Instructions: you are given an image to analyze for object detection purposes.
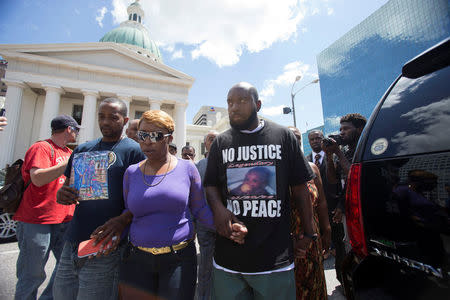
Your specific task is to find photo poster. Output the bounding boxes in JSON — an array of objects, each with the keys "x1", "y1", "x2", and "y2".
[
  {"x1": 227, "y1": 164, "x2": 277, "y2": 199},
  {"x1": 69, "y1": 151, "x2": 110, "y2": 200}
]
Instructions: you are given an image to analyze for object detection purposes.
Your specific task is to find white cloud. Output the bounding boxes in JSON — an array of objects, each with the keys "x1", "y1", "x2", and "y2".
[
  {"x1": 171, "y1": 49, "x2": 184, "y2": 60},
  {"x1": 260, "y1": 60, "x2": 311, "y2": 102},
  {"x1": 96, "y1": 6, "x2": 108, "y2": 28},
  {"x1": 327, "y1": 7, "x2": 334, "y2": 15},
  {"x1": 111, "y1": 0, "x2": 128, "y2": 24},
  {"x1": 261, "y1": 105, "x2": 286, "y2": 117},
  {"x1": 109, "y1": 0, "x2": 335, "y2": 67}
]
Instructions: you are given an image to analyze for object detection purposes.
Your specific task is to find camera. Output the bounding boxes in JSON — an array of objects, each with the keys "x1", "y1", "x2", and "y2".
[{"x1": 323, "y1": 134, "x2": 344, "y2": 146}]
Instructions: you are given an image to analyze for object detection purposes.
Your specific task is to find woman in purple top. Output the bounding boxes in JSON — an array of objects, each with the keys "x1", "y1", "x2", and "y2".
[{"x1": 91, "y1": 110, "x2": 214, "y2": 299}]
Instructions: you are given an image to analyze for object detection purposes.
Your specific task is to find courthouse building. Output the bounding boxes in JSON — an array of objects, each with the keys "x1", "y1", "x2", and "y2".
[{"x1": 0, "y1": 0, "x2": 194, "y2": 168}]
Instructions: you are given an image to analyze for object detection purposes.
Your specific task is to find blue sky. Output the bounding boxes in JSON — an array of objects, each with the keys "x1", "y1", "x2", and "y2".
[{"x1": 0, "y1": 0, "x2": 388, "y2": 132}]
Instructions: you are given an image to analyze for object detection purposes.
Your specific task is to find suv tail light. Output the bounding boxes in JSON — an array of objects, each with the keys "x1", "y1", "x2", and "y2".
[{"x1": 345, "y1": 163, "x2": 368, "y2": 258}]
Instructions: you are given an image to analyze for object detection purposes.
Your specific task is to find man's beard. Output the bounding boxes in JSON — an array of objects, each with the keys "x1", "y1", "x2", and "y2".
[
  {"x1": 230, "y1": 109, "x2": 258, "y2": 131},
  {"x1": 344, "y1": 132, "x2": 358, "y2": 147}
]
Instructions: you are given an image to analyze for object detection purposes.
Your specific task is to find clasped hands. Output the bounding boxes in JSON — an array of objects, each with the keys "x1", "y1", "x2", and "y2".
[{"x1": 214, "y1": 206, "x2": 248, "y2": 244}]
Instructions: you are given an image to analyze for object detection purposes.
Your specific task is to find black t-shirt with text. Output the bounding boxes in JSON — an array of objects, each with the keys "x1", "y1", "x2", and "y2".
[{"x1": 204, "y1": 120, "x2": 314, "y2": 273}]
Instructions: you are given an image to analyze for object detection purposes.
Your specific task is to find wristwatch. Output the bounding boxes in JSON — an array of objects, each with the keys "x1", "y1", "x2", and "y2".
[{"x1": 303, "y1": 232, "x2": 318, "y2": 241}]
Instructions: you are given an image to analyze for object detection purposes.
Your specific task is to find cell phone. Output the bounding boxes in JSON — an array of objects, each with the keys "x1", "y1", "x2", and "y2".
[
  {"x1": 0, "y1": 108, "x2": 5, "y2": 117},
  {"x1": 77, "y1": 236, "x2": 116, "y2": 258},
  {"x1": 328, "y1": 134, "x2": 344, "y2": 145}
]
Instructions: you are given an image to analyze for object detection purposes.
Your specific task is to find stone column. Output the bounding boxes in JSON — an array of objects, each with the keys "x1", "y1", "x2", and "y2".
[
  {"x1": 149, "y1": 100, "x2": 161, "y2": 111},
  {"x1": 174, "y1": 102, "x2": 187, "y2": 149},
  {"x1": 79, "y1": 90, "x2": 98, "y2": 144},
  {"x1": 39, "y1": 85, "x2": 63, "y2": 140},
  {"x1": 0, "y1": 80, "x2": 26, "y2": 168}
]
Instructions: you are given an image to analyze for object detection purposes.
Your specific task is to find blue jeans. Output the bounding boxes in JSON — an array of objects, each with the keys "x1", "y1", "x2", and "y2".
[
  {"x1": 52, "y1": 241, "x2": 121, "y2": 300},
  {"x1": 119, "y1": 241, "x2": 197, "y2": 300},
  {"x1": 15, "y1": 221, "x2": 68, "y2": 300},
  {"x1": 196, "y1": 224, "x2": 216, "y2": 300}
]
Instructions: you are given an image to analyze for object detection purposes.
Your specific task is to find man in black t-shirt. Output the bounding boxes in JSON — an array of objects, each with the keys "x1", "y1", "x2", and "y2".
[{"x1": 204, "y1": 82, "x2": 316, "y2": 300}]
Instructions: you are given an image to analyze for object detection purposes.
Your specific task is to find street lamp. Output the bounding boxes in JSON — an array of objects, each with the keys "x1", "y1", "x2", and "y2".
[{"x1": 290, "y1": 77, "x2": 320, "y2": 128}]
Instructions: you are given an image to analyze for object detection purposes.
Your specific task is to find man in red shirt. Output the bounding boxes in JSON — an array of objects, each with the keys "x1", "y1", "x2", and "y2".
[{"x1": 14, "y1": 115, "x2": 79, "y2": 300}]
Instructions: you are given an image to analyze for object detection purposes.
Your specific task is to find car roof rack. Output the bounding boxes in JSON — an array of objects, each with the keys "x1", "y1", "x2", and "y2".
[{"x1": 402, "y1": 37, "x2": 450, "y2": 79}]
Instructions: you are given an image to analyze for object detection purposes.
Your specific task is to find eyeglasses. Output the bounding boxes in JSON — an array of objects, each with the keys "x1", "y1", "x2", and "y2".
[{"x1": 137, "y1": 131, "x2": 171, "y2": 142}]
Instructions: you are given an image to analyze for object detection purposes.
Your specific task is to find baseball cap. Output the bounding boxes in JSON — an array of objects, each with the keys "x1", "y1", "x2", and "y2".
[{"x1": 51, "y1": 115, "x2": 80, "y2": 130}]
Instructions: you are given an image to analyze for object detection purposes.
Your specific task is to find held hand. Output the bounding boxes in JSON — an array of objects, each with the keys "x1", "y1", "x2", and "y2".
[
  {"x1": 332, "y1": 208, "x2": 343, "y2": 223},
  {"x1": 230, "y1": 222, "x2": 248, "y2": 244},
  {"x1": 213, "y1": 205, "x2": 235, "y2": 238},
  {"x1": 89, "y1": 216, "x2": 129, "y2": 257},
  {"x1": 56, "y1": 185, "x2": 80, "y2": 205}
]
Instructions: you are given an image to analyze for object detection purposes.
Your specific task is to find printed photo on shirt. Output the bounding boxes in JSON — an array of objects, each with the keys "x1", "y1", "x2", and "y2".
[
  {"x1": 70, "y1": 151, "x2": 110, "y2": 200},
  {"x1": 227, "y1": 165, "x2": 276, "y2": 197}
]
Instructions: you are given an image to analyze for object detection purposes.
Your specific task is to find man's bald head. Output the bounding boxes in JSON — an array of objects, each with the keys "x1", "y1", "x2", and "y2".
[{"x1": 228, "y1": 82, "x2": 259, "y2": 104}]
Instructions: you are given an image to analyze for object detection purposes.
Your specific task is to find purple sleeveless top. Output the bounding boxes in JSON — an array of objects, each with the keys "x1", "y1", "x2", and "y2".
[{"x1": 123, "y1": 158, "x2": 214, "y2": 247}]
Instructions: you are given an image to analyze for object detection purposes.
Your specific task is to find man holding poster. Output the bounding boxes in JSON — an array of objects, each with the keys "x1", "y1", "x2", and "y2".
[{"x1": 54, "y1": 98, "x2": 145, "y2": 300}]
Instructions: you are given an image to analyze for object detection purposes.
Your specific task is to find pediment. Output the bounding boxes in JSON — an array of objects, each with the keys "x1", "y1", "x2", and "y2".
[
  {"x1": 0, "y1": 43, "x2": 193, "y2": 83},
  {"x1": 32, "y1": 49, "x2": 175, "y2": 78}
]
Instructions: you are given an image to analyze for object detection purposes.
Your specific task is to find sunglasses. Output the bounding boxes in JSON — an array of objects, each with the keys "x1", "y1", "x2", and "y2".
[
  {"x1": 137, "y1": 131, "x2": 171, "y2": 142},
  {"x1": 70, "y1": 126, "x2": 80, "y2": 135}
]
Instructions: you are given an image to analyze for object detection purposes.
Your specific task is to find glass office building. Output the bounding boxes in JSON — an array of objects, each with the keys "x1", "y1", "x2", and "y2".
[{"x1": 317, "y1": 0, "x2": 450, "y2": 135}]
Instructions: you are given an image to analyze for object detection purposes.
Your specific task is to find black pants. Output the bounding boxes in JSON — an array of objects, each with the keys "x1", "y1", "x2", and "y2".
[{"x1": 119, "y1": 241, "x2": 197, "y2": 300}]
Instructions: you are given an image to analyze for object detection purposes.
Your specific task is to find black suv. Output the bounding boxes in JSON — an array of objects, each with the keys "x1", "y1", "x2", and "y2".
[{"x1": 342, "y1": 38, "x2": 450, "y2": 299}]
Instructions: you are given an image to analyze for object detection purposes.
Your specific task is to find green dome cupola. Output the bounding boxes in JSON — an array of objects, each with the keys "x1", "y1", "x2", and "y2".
[{"x1": 100, "y1": 0, "x2": 162, "y2": 62}]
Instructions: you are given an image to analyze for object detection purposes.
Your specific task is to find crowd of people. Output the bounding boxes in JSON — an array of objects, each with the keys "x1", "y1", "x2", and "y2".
[{"x1": 1, "y1": 81, "x2": 367, "y2": 300}]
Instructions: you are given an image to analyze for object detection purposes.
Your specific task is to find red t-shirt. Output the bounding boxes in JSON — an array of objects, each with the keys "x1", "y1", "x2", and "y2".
[{"x1": 13, "y1": 139, "x2": 75, "y2": 224}]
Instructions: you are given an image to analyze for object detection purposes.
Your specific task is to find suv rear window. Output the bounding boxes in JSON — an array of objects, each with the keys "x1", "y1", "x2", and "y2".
[{"x1": 363, "y1": 65, "x2": 450, "y2": 160}]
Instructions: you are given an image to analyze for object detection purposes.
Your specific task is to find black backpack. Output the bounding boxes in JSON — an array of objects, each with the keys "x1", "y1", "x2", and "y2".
[{"x1": 0, "y1": 141, "x2": 54, "y2": 213}]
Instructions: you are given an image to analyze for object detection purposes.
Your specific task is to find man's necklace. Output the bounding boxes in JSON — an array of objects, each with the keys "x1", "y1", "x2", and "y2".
[{"x1": 142, "y1": 156, "x2": 172, "y2": 187}]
